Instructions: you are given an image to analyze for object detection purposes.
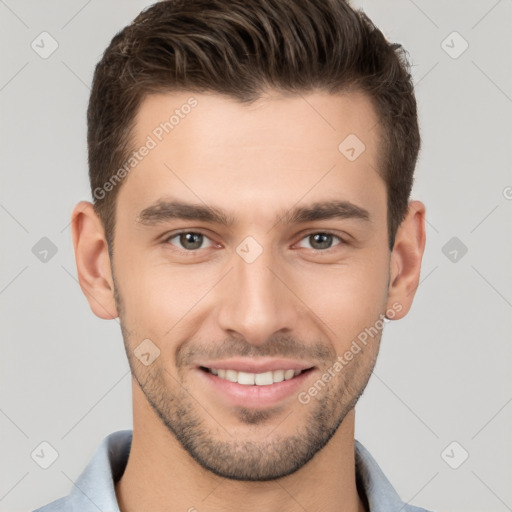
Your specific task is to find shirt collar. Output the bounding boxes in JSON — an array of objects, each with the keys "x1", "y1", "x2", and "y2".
[{"x1": 35, "y1": 430, "x2": 430, "y2": 512}]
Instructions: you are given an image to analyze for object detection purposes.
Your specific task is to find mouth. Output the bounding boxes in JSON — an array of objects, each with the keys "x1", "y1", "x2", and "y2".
[
  {"x1": 199, "y1": 366, "x2": 313, "y2": 386},
  {"x1": 196, "y1": 361, "x2": 316, "y2": 408}
]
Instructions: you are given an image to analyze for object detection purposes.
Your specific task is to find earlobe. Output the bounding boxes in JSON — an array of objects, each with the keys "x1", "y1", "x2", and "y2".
[
  {"x1": 386, "y1": 200, "x2": 426, "y2": 320},
  {"x1": 71, "y1": 201, "x2": 119, "y2": 320}
]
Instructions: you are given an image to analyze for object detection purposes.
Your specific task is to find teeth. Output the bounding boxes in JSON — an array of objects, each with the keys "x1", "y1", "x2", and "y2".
[
  {"x1": 225, "y1": 369, "x2": 238, "y2": 382},
  {"x1": 237, "y1": 371, "x2": 255, "y2": 385},
  {"x1": 284, "y1": 369, "x2": 295, "y2": 380},
  {"x1": 208, "y1": 368, "x2": 304, "y2": 385},
  {"x1": 255, "y1": 371, "x2": 273, "y2": 385},
  {"x1": 273, "y1": 370, "x2": 284, "y2": 383}
]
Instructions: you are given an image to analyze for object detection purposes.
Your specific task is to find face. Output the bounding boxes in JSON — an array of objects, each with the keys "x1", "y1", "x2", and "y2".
[{"x1": 109, "y1": 90, "x2": 392, "y2": 480}]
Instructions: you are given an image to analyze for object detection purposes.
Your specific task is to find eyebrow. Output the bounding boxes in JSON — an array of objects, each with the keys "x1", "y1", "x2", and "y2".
[{"x1": 136, "y1": 198, "x2": 371, "y2": 228}]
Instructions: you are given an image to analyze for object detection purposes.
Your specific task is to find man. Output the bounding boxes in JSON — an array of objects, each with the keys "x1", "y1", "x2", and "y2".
[{"x1": 34, "y1": 0, "x2": 429, "y2": 510}]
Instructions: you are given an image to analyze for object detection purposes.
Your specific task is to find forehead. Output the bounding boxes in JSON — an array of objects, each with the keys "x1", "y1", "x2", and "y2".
[
  {"x1": 134, "y1": 89, "x2": 380, "y2": 152},
  {"x1": 117, "y1": 90, "x2": 385, "y2": 226}
]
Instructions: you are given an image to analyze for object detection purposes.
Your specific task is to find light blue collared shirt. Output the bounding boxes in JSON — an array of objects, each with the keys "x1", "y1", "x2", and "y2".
[{"x1": 33, "y1": 430, "x2": 433, "y2": 512}]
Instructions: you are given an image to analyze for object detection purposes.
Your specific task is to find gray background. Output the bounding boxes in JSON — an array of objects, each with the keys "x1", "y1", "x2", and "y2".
[{"x1": 1, "y1": 1, "x2": 511, "y2": 511}]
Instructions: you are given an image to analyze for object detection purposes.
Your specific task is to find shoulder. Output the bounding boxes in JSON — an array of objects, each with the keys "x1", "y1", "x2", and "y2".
[
  {"x1": 31, "y1": 430, "x2": 132, "y2": 512},
  {"x1": 354, "y1": 440, "x2": 435, "y2": 512},
  {"x1": 399, "y1": 504, "x2": 434, "y2": 512}
]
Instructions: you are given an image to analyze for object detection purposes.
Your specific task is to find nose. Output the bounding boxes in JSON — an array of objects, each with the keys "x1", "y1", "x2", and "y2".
[{"x1": 216, "y1": 240, "x2": 301, "y2": 346}]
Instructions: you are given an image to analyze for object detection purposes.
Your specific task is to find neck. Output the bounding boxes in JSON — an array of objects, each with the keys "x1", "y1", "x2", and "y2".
[{"x1": 115, "y1": 382, "x2": 366, "y2": 512}]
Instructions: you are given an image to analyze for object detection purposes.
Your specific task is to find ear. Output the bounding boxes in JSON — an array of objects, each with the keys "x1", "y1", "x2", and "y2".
[
  {"x1": 71, "y1": 201, "x2": 119, "y2": 319},
  {"x1": 386, "y1": 200, "x2": 426, "y2": 319}
]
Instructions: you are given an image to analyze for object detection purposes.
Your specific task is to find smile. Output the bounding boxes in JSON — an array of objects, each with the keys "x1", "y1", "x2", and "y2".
[{"x1": 202, "y1": 367, "x2": 308, "y2": 386}]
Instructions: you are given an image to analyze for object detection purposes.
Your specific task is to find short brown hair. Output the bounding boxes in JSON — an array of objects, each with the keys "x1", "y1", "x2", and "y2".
[{"x1": 87, "y1": 0, "x2": 420, "y2": 256}]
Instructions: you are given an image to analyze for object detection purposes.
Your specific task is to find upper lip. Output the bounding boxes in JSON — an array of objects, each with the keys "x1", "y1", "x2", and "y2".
[{"x1": 197, "y1": 358, "x2": 315, "y2": 373}]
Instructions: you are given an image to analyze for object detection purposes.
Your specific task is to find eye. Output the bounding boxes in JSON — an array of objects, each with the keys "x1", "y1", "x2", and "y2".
[
  {"x1": 165, "y1": 231, "x2": 215, "y2": 251},
  {"x1": 163, "y1": 230, "x2": 346, "y2": 253},
  {"x1": 296, "y1": 232, "x2": 345, "y2": 251}
]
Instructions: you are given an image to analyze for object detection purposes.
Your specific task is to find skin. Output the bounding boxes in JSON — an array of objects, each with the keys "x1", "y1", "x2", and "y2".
[{"x1": 71, "y1": 90, "x2": 426, "y2": 512}]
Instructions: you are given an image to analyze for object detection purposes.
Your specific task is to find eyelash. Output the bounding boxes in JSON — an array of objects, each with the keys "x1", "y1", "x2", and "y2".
[{"x1": 163, "y1": 230, "x2": 347, "y2": 254}]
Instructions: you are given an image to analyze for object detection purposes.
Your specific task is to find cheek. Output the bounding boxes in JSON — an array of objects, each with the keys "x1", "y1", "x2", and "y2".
[
  {"x1": 117, "y1": 256, "x2": 217, "y2": 341},
  {"x1": 293, "y1": 254, "x2": 389, "y2": 343}
]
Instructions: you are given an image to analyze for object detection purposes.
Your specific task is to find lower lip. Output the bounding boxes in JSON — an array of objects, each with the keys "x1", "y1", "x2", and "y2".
[{"x1": 197, "y1": 368, "x2": 315, "y2": 408}]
